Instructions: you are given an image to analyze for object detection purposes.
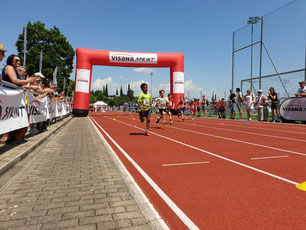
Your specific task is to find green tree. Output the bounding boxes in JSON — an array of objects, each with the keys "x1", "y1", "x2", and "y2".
[
  {"x1": 127, "y1": 84, "x2": 134, "y2": 100},
  {"x1": 102, "y1": 85, "x2": 106, "y2": 96},
  {"x1": 116, "y1": 88, "x2": 118, "y2": 96},
  {"x1": 105, "y1": 84, "x2": 109, "y2": 97},
  {"x1": 16, "y1": 21, "x2": 75, "y2": 93},
  {"x1": 120, "y1": 86, "x2": 123, "y2": 96}
]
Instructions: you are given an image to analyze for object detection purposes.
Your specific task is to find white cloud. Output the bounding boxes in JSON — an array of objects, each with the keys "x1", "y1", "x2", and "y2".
[
  {"x1": 184, "y1": 79, "x2": 204, "y2": 93},
  {"x1": 91, "y1": 77, "x2": 118, "y2": 94},
  {"x1": 134, "y1": 68, "x2": 156, "y2": 75},
  {"x1": 159, "y1": 83, "x2": 170, "y2": 88}
]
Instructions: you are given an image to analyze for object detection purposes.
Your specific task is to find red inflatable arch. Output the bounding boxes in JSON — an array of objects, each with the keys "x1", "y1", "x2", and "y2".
[{"x1": 72, "y1": 48, "x2": 184, "y2": 117}]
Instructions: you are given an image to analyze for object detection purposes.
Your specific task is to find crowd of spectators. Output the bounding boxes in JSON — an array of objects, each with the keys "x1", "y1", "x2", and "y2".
[{"x1": 0, "y1": 43, "x2": 72, "y2": 145}]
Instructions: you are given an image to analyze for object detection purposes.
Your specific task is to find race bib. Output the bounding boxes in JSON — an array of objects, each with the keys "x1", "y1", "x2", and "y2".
[
  {"x1": 168, "y1": 102, "x2": 172, "y2": 106},
  {"x1": 191, "y1": 105, "x2": 194, "y2": 109},
  {"x1": 160, "y1": 99, "x2": 166, "y2": 104},
  {"x1": 143, "y1": 99, "x2": 150, "y2": 106}
]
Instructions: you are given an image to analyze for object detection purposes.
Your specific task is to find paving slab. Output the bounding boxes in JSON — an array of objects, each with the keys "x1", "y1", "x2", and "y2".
[{"x1": 0, "y1": 117, "x2": 166, "y2": 230}]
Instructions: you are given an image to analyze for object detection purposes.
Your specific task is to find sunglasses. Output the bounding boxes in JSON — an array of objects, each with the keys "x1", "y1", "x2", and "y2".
[{"x1": 14, "y1": 59, "x2": 21, "y2": 63}]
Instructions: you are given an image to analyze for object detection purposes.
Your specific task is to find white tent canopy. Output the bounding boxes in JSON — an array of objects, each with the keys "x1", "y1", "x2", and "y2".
[{"x1": 93, "y1": 101, "x2": 107, "y2": 106}]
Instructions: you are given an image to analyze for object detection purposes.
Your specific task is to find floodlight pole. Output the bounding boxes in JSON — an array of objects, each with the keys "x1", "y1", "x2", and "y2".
[
  {"x1": 259, "y1": 16, "x2": 264, "y2": 89},
  {"x1": 231, "y1": 32, "x2": 235, "y2": 90}
]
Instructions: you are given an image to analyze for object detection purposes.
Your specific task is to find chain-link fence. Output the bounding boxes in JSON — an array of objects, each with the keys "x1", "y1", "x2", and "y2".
[{"x1": 232, "y1": 0, "x2": 306, "y2": 97}]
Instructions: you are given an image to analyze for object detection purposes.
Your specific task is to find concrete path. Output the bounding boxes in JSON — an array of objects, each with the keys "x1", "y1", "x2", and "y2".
[{"x1": 0, "y1": 117, "x2": 157, "y2": 230}]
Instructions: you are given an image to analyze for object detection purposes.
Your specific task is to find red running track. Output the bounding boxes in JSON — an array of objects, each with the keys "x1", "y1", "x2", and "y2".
[{"x1": 89, "y1": 112, "x2": 306, "y2": 230}]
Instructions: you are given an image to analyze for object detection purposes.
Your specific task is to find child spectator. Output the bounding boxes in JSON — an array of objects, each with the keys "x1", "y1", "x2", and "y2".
[{"x1": 263, "y1": 100, "x2": 269, "y2": 122}]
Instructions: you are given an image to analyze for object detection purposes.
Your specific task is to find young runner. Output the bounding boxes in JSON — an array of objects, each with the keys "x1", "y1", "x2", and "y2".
[
  {"x1": 167, "y1": 93, "x2": 175, "y2": 124},
  {"x1": 138, "y1": 83, "x2": 152, "y2": 136},
  {"x1": 189, "y1": 99, "x2": 196, "y2": 120},
  {"x1": 196, "y1": 99, "x2": 201, "y2": 117},
  {"x1": 154, "y1": 90, "x2": 169, "y2": 125},
  {"x1": 218, "y1": 98, "x2": 226, "y2": 119},
  {"x1": 177, "y1": 96, "x2": 186, "y2": 121}
]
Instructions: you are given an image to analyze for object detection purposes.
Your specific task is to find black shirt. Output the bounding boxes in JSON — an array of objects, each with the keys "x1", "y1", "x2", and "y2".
[{"x1": 229, "y1": 93, "x2": 236, "y2": 103}]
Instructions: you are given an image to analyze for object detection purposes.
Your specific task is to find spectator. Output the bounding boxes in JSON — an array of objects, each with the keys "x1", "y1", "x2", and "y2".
[
  {"x1": 2, "y1": 54, "x2": 37, "y2": 86},
  {"x1": 218, "y1": 98, "x2": 226, "y2": 119},
  {"x1": 295, "y1": 81, "x2": 306, "y2": 97},
  {"x1": 0, "y1": 43, "x2": 7, "y2": 80},
  {"x1": 236, "y1": 88, "x2": 244, "y2": 119},
  {"x1": 16, "y1": 67, "x2": 40, "y2": 91},
  {"x1": 0, "y1": 43, "x2": 7, "y2": 63},
  {"x1": 267, "y1": 87, "x2": 280, "y2": 122},
  {"x1": 244, "y1": 89, "x2": 254, "y2": 121},
  {"x1": 201, "y1": 95, "x2": 208, "y2": 117},
  {"x1": 229, "y1": 89, "x2": 236, "y2": 119},
  {"x1": 254, "y1": 89, "x2": 266, "y2": 121},
  {"x1": 213, "y1": 99, "x2": 218, "y2": 116}
]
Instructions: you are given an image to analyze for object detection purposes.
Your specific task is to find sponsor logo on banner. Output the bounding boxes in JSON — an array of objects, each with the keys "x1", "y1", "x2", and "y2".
[
  {"x1": 109, "y1": 52, "x2": 158, "y2": 64},
  {"x1": 173, "y1": 72, "x2": 184, "y2": 94},
  {"x1": 27, "y1": 92, "x2": 49, "y2": 123},
  {"x1": 0, "y1": 87, "x2": 28, "y2": 135},
  {"x1": 75, "y1": 69, "x2": 90, "y2": 93},
  {"x1": 280, "y1": 97, "x2": 306, "y2": 121}
]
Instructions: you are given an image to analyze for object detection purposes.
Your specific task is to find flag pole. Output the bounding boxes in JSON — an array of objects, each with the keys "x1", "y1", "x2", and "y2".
[
  {"x1": 39, "y1": 50, "x2": 43, "y2": 73},
  {"x1": 23, "y1": 26, "x2": 27, "y2": 67}
]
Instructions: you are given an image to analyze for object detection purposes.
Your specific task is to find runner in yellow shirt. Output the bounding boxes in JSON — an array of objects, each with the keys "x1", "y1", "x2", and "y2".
[{"x1": 138, "y1": 83, "x2": 152, "y2": 136}]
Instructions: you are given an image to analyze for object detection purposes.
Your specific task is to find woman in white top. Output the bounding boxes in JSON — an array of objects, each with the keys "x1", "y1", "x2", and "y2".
[{"x1": 244, "y1": 89, "x2": 254, "y2": 121}]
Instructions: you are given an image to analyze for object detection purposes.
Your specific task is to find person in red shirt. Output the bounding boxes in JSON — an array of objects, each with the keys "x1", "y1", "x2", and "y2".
[
  {"x1": 196, "y1": 99, "x2": 201, "y2": 117},
  {"x1": 167, "y1": 93, "x2": 175, "y2": 124},
  {"x1": 177, "y1": 96, "x2": 186, "y2": 121},
  {"x1": 218, "y1": 98, "x2": 226, "y2": 119},
  {"x1": 189, "y1": 99, "x2": 196, "y2": 120}
]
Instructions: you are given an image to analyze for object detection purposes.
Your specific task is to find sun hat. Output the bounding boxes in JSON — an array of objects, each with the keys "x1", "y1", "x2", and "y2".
[
  {"x1": 0, "y1": 43, "x2": 7, "y2": 52},
  {"x1": 299, "y1": 80, "x2": 306, "y2": 84},
  {"x1": 34, "y1": 72, "x2": 45, "y2": 78},
  {"x1": 257, "y1": 89, "x2": 263, "y2": 93}
]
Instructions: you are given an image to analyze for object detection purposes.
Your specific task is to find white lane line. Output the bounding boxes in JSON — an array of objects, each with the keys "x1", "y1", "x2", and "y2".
[
  {"x1": 106, "y1": 116, "x2": 299, "y2": 186},
  {"x1": 153, "y1": 121, "x2": 306, "y2": 157},
  {"x1": 197, "y1": 120, "x2": 306, "y2": 135},
  {"x1": 162, "y1": 161, "x2": 210, "y2": 167},
  {"x1": 89, "y1": 116, "x2": 199, "y2": 230},
  {"x1": 88, "y1": 117, "x2": 169, "y2": 230},
  {"x1": 251, "y1": 155, "x2": 289, "y2": 160},
  {"x1": 176, "y1": 120, "x2": 306, "y2": 143}
]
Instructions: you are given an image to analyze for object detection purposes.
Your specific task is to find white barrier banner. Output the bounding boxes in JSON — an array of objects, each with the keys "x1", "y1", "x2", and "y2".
[
  {"x1": 47, "y1": 100, "x2": 56, "y2": 119},
  {"x1": 27, "y1": 92, "x2": 49, "y2": 124},
  {"x1": 280, "y1": 97, "x2": 306, "y2": 121},
  {"x1": 0, "y1": 87, "x2": 29, "y2": 135}
]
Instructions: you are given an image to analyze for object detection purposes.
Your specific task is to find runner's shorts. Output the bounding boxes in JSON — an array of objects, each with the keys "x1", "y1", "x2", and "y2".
[{"x1": 139, "y1": 110, "x2": 151, "y2": 122}]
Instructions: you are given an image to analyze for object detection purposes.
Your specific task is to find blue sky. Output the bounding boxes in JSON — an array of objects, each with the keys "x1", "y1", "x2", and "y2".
[{"x1": 1, "y1": 0, "x2": 292, "y2": 98}]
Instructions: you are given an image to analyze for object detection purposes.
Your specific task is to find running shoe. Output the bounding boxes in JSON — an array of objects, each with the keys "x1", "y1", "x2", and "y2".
[
  {"x1": 145, "y1": 132, "x2": 151, "y2": 136},
  {"x1": 170, "y1": 121, "x2": 173, "y2": 125},
  {"x1": 163, "y1": 121, "x2": 166, "y2": 125},
  {"x1": 156, "y1": 117, "x2": 160, "y2": 124}
]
